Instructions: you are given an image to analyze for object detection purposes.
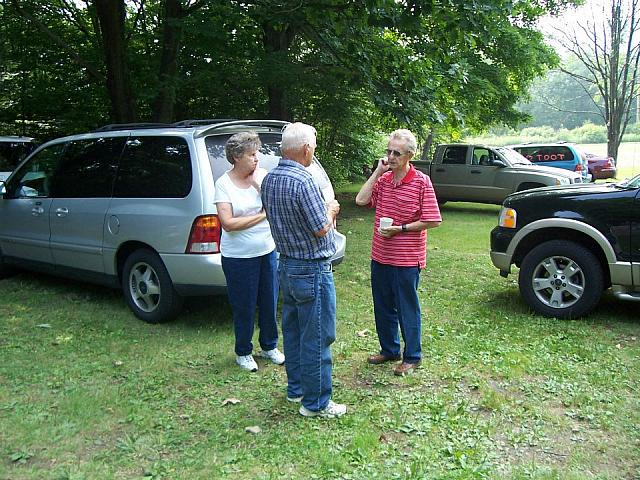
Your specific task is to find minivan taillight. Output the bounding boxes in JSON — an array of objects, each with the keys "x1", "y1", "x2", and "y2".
[{"x1": 186, "y1": 215, "x2": 221, "y2": 254}]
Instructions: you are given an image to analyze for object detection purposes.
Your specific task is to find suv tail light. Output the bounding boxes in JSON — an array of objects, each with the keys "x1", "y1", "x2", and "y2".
[
  {"x1": 575, "y1": 163, "x2": 583, "y2": 172},
  {"x1": 186, "y1": 215, "x2": 221, "y2": 254},
  {"x1": 605, "y1": 158, "x2": 614, "y2": 168}
]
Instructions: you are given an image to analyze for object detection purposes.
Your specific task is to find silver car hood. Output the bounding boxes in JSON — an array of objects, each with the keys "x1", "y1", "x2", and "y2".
[{"x1": 509, "y1": 163, "x2": 580, "y2": 180}]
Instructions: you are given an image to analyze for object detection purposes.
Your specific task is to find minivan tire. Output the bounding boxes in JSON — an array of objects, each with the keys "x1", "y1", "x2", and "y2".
[
  {"x1": 122, "y1": 249, "x2": 184, "y2": 323},
  {"x1": 518, "y1": 240, "x2": 603, "y2": 319}
]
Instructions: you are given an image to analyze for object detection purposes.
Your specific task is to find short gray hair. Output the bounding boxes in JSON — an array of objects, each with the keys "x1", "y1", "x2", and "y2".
[
  {"x1": 281, "y1": 122, "x2": 317, "y2": 153},
  {"x1": 389, "y1": 129, "x2": 417, "y2": 154},
  {"x1": 225, "y1": 131, "x2": 261, "y2": 164}
]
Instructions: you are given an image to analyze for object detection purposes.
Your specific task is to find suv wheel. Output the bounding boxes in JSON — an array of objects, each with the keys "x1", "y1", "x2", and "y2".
[
  {"x1": 122, "y1": 249, "x2": 183, "y2": 323},
  {"x1": 518, "y1": 240, "x2": 603, "y2": 319}
]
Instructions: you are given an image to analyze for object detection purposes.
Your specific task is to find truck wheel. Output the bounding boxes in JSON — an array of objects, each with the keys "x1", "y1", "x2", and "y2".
[
  {"x1": 122, "y1": 249, "x2": 183, "y2": 323},
  {"x1": 518, "y1": 240, "x2": 603, "y2": 319}
]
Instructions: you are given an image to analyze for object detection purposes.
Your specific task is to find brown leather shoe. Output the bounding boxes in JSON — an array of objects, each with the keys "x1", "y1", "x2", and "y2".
[
  {"x1": 393, "y1": 361, "x2": 421, "y2": 376},
  {"x1": 367, "y1": 353, "x2": 401, "y2": 365}
]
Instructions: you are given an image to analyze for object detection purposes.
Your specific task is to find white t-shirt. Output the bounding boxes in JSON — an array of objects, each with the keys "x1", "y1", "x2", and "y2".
[{"x1": 213, "y1": 168, "x2": 276, "y2": 258}]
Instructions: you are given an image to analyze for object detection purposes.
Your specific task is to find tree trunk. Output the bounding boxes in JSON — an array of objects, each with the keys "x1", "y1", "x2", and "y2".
[
  {"x1": 421, "y1": 129, "x2": 434, "y2": 161},
  {"x1": 151, "y1": 0, "x2": 184, "y2": 123},
  {"x1": 94, "y1": 0, "x2": 136, "y2": 123},
  {"x1": 263, "y1": 23, "x2": 296, "y2": 121}
]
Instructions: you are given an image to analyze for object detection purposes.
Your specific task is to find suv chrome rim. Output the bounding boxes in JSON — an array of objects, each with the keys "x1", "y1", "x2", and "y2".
[
  {"x1": 128, "y1": 261, "x2": 161, "y2": 312},
  {"x1": 531, "y1": 255, "x2": 584, "y2": 309}
]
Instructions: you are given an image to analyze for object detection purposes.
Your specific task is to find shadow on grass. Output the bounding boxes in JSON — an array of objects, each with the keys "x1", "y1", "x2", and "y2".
[
  {"x1": 438, "y1": 202, "x2": 501, "y2": 217},
  {"x1": 3, "y1": 269, "x2": 233, "y2": 329},
  {"x1": 485, "y1": 285, "x2": 640, "y2": 326}
]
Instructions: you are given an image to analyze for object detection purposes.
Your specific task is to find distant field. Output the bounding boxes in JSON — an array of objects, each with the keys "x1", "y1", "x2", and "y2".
[{"x1": 574, "y1": 143, "x2": 639, "y2": 179}]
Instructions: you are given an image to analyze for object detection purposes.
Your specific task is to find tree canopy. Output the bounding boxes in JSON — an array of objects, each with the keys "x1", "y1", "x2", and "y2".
[{"x1": 0, "y1": 0, "x2": 575, "y2": 180}]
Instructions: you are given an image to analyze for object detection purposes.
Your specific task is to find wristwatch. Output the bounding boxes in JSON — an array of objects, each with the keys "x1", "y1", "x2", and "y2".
[{"x1": 401, "y1": 224, "x2": 408, "y2": 232}]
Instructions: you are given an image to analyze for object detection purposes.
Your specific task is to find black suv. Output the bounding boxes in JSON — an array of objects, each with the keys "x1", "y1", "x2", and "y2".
[{"x1": 490, "y1": 175, "x2": 640, "y2": 318}]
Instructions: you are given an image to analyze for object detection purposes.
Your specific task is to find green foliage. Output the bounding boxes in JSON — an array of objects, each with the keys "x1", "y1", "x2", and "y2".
[
  {"x1": 0, "y1": 0, "x2": 576, "y2": 177},
  {"x1": 464, "y1": 123, "x2": 640, "y2": 145}
]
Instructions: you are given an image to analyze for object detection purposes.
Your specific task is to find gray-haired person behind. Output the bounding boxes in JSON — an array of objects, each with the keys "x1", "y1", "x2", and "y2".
[
  {"x1": 214, "y1": 131, "x2": 285, "y2": 372},
  {"x1": 261, "y1": 122, "x2": 346, "y2": 418}
]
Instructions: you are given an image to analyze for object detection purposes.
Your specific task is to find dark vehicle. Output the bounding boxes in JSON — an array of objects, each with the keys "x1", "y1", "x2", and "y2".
[
  {"x1": 0, "y1": 136, "x2": 37, "y2": 181},
  {"x1": 490, "y1": 176, "x2": 640, "y2": 318},
  {"x1": 585, "y1": 152, "x2": 617, "y2": 181}
]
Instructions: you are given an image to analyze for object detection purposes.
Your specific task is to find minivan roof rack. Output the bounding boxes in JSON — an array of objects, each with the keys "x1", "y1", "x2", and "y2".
[
  {"x1": 195, "y1": 120, "x2": 289, "y2": 138},
  {"x1": 93, "y1": 123, "x2": 172, "y2": 132},
  {"x1": 171, "y1": 119, "x2": 236, "y2": 127}
]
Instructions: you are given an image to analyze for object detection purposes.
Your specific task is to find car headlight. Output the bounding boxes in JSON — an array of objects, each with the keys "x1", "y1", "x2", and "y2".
[{"x1": 498, "y1": 207, "x2": 517, "y2": 228}]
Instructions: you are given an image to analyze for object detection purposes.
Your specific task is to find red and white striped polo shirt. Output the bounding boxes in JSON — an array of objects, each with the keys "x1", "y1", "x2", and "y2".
[{"x1": 369, "y1": 165, "x2": 441, "y2": 268}]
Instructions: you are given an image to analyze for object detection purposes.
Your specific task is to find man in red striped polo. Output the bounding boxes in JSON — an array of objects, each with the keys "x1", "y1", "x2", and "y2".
[{"x1": 355, "y1": 129, "x2": 442, "y2": 376}]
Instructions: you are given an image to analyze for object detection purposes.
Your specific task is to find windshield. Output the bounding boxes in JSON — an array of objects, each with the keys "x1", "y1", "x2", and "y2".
[
  {"x1": 497, "y1": 147, "x2": 531, "y2": 165},
  {"x1": 618, "y1": 174, "x2": 640, "y2": 188}
]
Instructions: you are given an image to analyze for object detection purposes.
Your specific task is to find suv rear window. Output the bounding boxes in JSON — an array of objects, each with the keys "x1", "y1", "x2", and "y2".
[{"x1": 515, "y1": 146, "x2": 575, "y2": 163}]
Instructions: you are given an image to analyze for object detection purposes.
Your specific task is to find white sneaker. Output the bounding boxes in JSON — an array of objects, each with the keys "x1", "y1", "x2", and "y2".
[
  {"x1": 236, "y1": 355, "x2": 258, "y2": 372},
  {"x1": 260, "y1": 348, "x2": 285, "y2": 365},
  {"x1": 299, "y1": 400, "x2": 347, "y2": 418},
  {"x1": 287, "y1": 396, "x2": 303, "y2": 403}
]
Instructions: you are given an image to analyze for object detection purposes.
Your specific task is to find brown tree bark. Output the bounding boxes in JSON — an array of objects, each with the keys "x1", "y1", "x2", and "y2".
[
  {"x1": 263, "y1": 23, "x2": 296, "y2": 121},
  {"x1": 94, "y1": 0, "x2": 137, "y2": 123},
  {"x1": 151, "y1": 0, "x2": 184, "y2": 123}
]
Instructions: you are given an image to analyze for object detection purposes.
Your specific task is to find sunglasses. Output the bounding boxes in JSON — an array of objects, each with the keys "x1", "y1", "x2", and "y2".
[{"x1": 386, "y1": 149, "x2": 407, "y2": 157}]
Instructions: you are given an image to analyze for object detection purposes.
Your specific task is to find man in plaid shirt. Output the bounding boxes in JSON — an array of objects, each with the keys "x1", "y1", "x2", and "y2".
[{"x1": 261, "y1": 122, "x2": 346, "y2": 419}]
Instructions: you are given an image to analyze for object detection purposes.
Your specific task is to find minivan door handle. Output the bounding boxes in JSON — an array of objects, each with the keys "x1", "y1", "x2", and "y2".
[
  {"x1": 55, "y1": 207, "x2": 69, "y2": 217},
  {"x1": 31, "y1": 206, "x2": 44, "y2": 216}
]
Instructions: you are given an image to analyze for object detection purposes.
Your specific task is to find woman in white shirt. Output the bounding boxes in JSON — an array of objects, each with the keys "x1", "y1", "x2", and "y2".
[{"x1": 214, "y1": 132, "x2": 283, "y2": 372}]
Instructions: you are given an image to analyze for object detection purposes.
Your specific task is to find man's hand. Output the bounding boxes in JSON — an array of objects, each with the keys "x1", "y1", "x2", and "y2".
[
  {"x1": 378, "y1": 225, "x2": 401, "y2": 238},
  {"x1": 375, "y1": 157, "x2": 390, "y2": 174},
  {"x1": 327, "y1": 199, "x2": 340, "y2": 217}
]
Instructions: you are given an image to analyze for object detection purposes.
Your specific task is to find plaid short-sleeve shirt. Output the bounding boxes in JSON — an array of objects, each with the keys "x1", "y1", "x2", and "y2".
[{"x1": 261, "y1": 159, "x2": 337, "y2": 260}]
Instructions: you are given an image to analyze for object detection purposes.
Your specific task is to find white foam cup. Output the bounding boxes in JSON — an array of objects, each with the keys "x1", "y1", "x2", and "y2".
[{"x1": 379, "y1": 217, "x2": 393, "y2": 231}]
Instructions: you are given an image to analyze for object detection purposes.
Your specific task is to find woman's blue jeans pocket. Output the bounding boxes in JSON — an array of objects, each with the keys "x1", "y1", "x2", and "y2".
[{"x1": 287, "y1": 274, "x2": 316, "y2": 304}]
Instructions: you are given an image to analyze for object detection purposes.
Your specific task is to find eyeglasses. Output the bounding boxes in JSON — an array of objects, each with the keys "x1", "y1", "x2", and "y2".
[{"x1": 386, "y1": 149, "x2": 407, "y2": 157}]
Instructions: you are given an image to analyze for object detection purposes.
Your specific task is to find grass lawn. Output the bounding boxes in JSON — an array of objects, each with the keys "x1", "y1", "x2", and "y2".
[{"x1": 1, "y1": 186, "x2": 639, "y2": 479}]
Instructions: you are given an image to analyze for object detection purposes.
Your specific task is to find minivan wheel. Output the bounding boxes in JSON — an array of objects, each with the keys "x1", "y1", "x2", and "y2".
[
  {"x1": 122, "y1": 249, "x2": 183, "y2": 323},
  {"x1": 518, "y1": 240, "x2": 603, "y2": 319},
  {"x1": 0, "y1": 247, "x2": 15, "y2": 279}
]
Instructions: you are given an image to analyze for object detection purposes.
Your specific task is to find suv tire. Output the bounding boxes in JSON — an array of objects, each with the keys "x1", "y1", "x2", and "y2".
[
  {"x1": 518, "y1": 240, "x2": 603, "y2": 319},
  {"x1": 122, "y1": 249, "x2": 183, "y2": 323}
]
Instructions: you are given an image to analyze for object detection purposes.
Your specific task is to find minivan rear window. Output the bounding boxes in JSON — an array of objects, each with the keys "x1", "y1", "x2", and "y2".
[{"x1": 114, "y1": 136, "x2": 192, "y2": 198}]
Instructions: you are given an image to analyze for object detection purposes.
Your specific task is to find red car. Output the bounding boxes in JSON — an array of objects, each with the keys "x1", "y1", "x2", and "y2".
[{"x1": 585, "y1": 152, "x2": 617, "y2": 181}]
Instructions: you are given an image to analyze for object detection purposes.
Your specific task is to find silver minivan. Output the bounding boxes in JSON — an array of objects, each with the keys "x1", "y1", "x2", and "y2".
[{"x1": 0, "y1": 120, "x2": 346, "y2": 323}]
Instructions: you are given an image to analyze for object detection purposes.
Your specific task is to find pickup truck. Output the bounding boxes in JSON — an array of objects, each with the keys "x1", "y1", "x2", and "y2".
[{"x1": 412, "y1": 144, "x2": 583, "y2": 204}]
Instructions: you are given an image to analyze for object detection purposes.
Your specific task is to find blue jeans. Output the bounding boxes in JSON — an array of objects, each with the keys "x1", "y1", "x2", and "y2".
[
  {"x1": 371, "y1": 260, "x2": 422, "y2": 364},
  {"x1": 222, "y1": 251, "x2": 279, "y2": 356},
  {"x1": 279, "y1": 257, "x2": 336, "y2": 412}
]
